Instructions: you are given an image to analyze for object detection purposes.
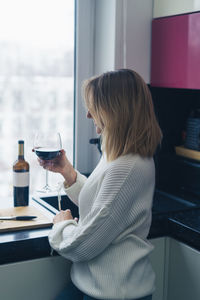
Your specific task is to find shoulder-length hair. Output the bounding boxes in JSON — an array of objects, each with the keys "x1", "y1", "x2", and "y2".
[{"x1": 83, "y1": 69, "x2": 162, "y2": 161}]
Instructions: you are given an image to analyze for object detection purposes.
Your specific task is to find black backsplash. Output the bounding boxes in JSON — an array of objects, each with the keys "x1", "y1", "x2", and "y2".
[{"x1": 149, "y1": 86, "x2": 200, "y2": 192}]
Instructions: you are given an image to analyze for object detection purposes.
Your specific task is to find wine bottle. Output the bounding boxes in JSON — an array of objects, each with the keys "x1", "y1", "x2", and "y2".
[{"x1": 13, "y1": 140, "x2": 30, "y2": 206}]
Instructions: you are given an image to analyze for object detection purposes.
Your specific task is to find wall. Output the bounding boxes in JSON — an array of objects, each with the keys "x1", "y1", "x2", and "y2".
[
  {"x1": 94, "y1": 0, "x2": 153, "y2": 82},
  {"x1": 115, "y1": 0, "x2": 153, "y2": 83},
  {"x1": 94, "y1": 0, "x2": 116, "y2": 74},
  {"x1": 153, "y1": 0, "x2": 200, "y2": 18}
]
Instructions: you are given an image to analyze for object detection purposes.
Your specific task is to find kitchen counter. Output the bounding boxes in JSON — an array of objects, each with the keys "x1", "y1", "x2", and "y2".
[
  {"x1": 150, "y1": 189, "x2": 200, "y2": 249},
  {"x1": 1, "y1": 189, "x2": 200, "y2": 265},
  {"x1": 0, "y1": 197, "x2": 53, "y2": 264}
]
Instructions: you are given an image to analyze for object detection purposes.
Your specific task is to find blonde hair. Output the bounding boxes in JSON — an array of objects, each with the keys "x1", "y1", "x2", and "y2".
[{"x1": 83, "y1": 69, "x2": 162, "y2": 161}]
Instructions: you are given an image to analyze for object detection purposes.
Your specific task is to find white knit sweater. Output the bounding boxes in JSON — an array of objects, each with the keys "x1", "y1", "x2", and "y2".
[{"x1": 48, "y1": 154, "x2": 155, "y2": 299}]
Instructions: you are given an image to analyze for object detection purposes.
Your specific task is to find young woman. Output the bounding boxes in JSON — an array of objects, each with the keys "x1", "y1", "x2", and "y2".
[{"x1": 41, "y1": 69, "x2": 162, "y2": 300}]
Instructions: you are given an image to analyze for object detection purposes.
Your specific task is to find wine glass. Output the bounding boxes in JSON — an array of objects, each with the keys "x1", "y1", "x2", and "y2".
[{"x1": 33, "y1": 132, "x2": 62, "y2": 193}]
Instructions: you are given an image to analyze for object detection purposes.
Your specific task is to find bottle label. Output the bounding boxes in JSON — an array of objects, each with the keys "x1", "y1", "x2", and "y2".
[{"x1": 13, "y1": 172, "x2": 29, "y2": 187}]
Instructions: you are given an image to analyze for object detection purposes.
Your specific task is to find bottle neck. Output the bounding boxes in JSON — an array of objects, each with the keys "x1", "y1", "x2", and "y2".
[{"x1": 18, "y1": 143, "x2": 24, "y2": 160}]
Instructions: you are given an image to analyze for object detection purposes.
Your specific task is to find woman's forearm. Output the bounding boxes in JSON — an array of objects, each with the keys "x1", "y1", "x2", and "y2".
[{"x1": 61, "y1": 165, "x2": 77, "y2": 187}]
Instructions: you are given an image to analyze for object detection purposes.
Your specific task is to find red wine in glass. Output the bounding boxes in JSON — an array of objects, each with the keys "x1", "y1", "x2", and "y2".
[
  {"x1": 35, "y1": 147, "x2": 61, "y2": 160},
  {"x1": 33, "y1": 132, "x2": 62, "y2": 193}
]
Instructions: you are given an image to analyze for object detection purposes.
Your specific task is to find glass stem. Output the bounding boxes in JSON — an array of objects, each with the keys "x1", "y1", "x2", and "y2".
[
  {"x1": 44, "y1": 170, "x2": 51, "y2": 191},
  {"x1": 45, "y1": 170, "x2": 49, "y2": 187},
  {"x1": 36, "y1": 169, "x2": 52, "y2": 193}
]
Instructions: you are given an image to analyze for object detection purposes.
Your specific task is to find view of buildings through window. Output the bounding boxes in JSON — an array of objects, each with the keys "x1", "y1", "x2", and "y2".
[{"x1": 0, "y1": 0, "x2": 74, "y2": 198}]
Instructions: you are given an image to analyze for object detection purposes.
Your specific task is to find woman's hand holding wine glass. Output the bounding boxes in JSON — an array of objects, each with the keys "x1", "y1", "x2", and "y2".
[
  {"x1": 33, "y1": 130, "x2": 77, "y2": 217},
  {"x1": 38, "y1": 149, "x2": 77, "y2": 188}
]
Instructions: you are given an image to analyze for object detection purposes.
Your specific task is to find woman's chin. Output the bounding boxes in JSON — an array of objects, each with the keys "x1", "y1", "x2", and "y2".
[{"x1": 96, "y1": 127, "x2": 102, "y2": 134}]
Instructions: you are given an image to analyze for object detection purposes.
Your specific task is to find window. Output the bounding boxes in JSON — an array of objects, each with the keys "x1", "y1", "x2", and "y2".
[{"x1": 0, "y1": 0, "x2": 75, "y2": 197}]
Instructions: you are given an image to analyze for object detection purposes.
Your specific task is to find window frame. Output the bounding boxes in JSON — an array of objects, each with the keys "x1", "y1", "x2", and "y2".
[{"x1": 74, "y1": 0, "x2": 97, "y2": 174}]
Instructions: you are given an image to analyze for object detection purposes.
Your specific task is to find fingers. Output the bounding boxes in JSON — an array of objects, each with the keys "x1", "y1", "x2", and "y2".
[
  {"x1": 56, "y1": 209, "x2": 72, "y2": 218},
  {"x1": 38, "y1": 149, "x2": 66, "y2": 169},
  {"x1": 53, "y1": 209, "x2": 73, "y2": 224},
  {"x1": 52, "y1": 209, "x2": 78, "y2": 225},
  {"x1": 54, "y1": 149, "x2": 67, "y2": 162},
  {"x1": 38, "y1": 158, "x2": 53, "y2": 170},
  {"x1": 64, "y1": 209, "x2": 73, "y2": 218},
  {"x1": 60, "y1": 149, "x2": 66, "y2": 155}
]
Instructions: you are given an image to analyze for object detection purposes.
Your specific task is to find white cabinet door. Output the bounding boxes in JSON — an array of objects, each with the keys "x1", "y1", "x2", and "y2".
[
  {"x1": 167, "y1": 238, "x2": 200, "y2": 300},
  {"x1": 153, "y1": 0, "x2": 200, "y2": 18},
  {"x1": 150, "y1": 237, "x2": 166, "y2": 300},
  {"x1": 0, "y1": 256, "x2": 71, "y2": 300}
]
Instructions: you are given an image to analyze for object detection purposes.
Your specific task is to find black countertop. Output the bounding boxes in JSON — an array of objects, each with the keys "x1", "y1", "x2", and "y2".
[
  {"x1": 1, "y1": 189, "x2": 200, "y2": 265},
  {"x1": 149, "y1": 189, "x2": 200, "y2": 249}
]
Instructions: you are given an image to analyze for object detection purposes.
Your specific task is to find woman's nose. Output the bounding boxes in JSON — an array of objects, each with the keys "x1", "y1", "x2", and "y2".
[{"x1": 87, "y1": 111, "x2": 92, "y2": 119}]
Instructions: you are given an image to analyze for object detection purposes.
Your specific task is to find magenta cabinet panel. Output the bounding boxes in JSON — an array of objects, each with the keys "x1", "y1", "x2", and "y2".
[{"x1": 151, "y1": 12, "x2": 200, "y2": 89}]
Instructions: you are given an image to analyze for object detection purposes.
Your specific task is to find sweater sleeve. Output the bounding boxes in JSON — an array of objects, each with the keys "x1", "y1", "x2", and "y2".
[
  {"x1": 63, "y1": 171, "x2": 87, "y2": 206},
  {"x1": 48, "y1": 158, "x2": 154, "y2": 262}
]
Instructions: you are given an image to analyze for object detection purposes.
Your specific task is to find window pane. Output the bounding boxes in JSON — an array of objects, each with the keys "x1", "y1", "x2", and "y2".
[{"x1": 0, "y1": 0, "x2": 74, "y2": 197}]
